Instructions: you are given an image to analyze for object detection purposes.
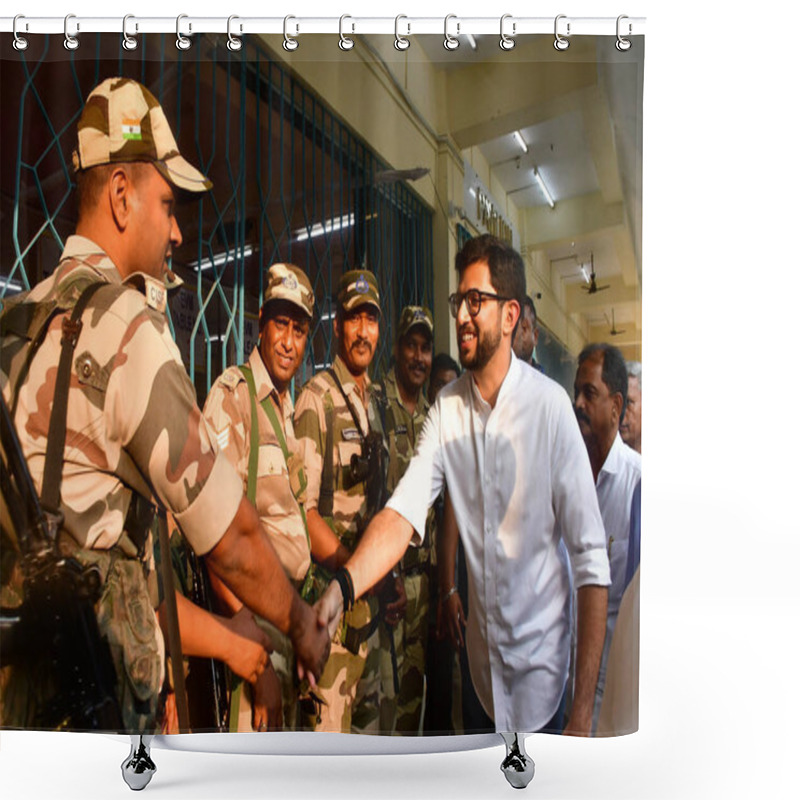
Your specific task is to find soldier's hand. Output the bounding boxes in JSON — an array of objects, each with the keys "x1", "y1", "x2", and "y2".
[
  {"x1": 315, "y1": 580, "x2": 344, "y2": 641},
  {"x1": 220, "y1": 608, "x2": 272, "y2": 683},
  {"x1": 226, "y1": 607, "x2": 275, "y2": 653},
  {"x1": 382, "y1": 575, "x2": 406, "y2": 627},
  {"x1": 291, "y1": 594, "x2": 331, "y2": 689},
  {"x1": 252, "y1": 660, "x2": 283, "y2": 732},
  {"x1": 439, "y1": 589, "x2": 466, "y2": 649}
]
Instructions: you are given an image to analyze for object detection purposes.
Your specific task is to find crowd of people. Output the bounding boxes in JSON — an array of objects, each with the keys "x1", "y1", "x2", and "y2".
[{"x1": 0, "y1": 77, "x2": 641, "y2": 739}]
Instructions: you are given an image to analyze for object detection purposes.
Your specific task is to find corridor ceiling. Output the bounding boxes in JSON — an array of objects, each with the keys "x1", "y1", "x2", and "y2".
[{"x1": 418, "y1": 33, "x2": 642, "y2": 360}]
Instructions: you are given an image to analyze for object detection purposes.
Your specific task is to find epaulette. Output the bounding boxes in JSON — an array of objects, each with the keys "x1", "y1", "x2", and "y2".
[
  {"x1": 218, "y1": 366, "x2": 245, "y2": 391},
  {"x1": 303, "y1": 368, "x2": 335, "y2": 399},
  {"x1": 123, "y1": 273, "x2": 168, "y2": 313}
]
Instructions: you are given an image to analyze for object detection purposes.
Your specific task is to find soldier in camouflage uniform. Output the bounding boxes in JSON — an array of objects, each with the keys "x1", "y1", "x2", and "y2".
[
  {"x1": 372, "y1": 306, "x2": 434, "y2": 734},
  {"x1": 0, "y1": 78, "x2": 328, "y2": 732},
  {"x1": 294, "y1": 270, "x2": 404, "y2": 733},
  {"x1": 202, "y1": 263, "x2": 316, "y2": 732}
]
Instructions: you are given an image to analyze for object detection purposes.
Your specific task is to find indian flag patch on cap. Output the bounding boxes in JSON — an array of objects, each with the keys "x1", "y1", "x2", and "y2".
[{"x1": 121, "y1": 118, "x2": 142, "y2": 141}]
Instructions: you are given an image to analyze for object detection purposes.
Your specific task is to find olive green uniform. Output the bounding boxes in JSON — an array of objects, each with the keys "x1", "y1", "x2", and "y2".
[
  {"x1": 373, "y1": 368, "x2": 432, "y2": 733},
  {"x1": 294, "y1": 355, "x2": 380, "y2": 732}
]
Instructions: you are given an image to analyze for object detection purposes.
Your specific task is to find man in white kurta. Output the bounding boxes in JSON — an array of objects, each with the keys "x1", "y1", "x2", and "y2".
[
  {"x1": 386, "y1": 355, "x2": 609, "y2": 731},
  {"x1": 317, "y1": 234, "x2": 610, "y2": 735}
]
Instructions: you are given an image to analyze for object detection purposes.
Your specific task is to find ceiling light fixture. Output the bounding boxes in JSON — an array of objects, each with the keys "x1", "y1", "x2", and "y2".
[
  {"x1": 0, "y1": 276, "x2": 24, "y2": 294},
  {"x1": 533, "y1": 169, "x2": 555, "y2": 209},
  {"x1": 294, "y1": 212, "x2": 355, "y2": 242},
  {"x1": 513, "y1": 130, "x2": 528, "y2": 154},
  {"x1": 189, "y1": 245, "x2": 254, "y2": 272}
]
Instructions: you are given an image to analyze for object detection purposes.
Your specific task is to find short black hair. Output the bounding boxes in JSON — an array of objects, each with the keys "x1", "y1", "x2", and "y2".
[
  {"x1": 431, "y1": 352, "x2": 461, "y2": 379},
  {"x1": 75, "y1": 162, "x2": 149, "y2": 221},
  {"x1": 522, "y1": 295, "x2": 538, "y2": 326},
  {"x1": 578, "y1": 343, "x2": 628, "y2": 424},
  {"x1": 455, "y1": 234, "x2": 526, "y2": 312}
]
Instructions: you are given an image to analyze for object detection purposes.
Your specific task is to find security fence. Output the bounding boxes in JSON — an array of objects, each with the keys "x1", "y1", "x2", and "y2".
[{"x1": 1, "y1": 33, "x2": 434, "y2": 402}]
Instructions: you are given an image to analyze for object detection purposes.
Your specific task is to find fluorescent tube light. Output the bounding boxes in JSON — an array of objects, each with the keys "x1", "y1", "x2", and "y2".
[
  {"x1": 533, "y1": 169, "x2": 555, "y2": 209},
  {"x1": 513, "y1": 131, "x2": 528, "y2": 154},
  {"x1": 189, "y1": 245, "x2": 254, "y2": 272},
  {"x1": 0, "y1": 276, "x2": 24, "y2": 294},
  {"x1": 294, "y1": 213, "x2": 355, "y2": 243}
]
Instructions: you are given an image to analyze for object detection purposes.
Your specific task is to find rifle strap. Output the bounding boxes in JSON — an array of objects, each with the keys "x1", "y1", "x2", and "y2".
[
  {"x1": 320, "y1": 366, "x2": 369, "y2": 520},
  {"x1": 318, "y1": 394, "x2": 335, "y2": 520},
  {"x1": 328, "y1": 367, "x2": 368, "y2": 441},
  {"x1": 40, "y1": 282, "x2": 104, "y2": 515},
  {"x1": 157, "y1": 509, "x2": 190, "y2": 732},
  {"x1": 240, "y1": 364, "x2": 317, "y2": 602},
  {"x1": 240, "y1": 365, "x2": 312, "y2": 545},
  {"x1": 240, "y1": 366, "x2": 260, "y2": 506}
]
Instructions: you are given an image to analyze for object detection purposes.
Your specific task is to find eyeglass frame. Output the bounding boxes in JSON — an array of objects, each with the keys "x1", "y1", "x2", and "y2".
[{"x1": 448, "y1": 289, "x2": 513, "y2": 318}]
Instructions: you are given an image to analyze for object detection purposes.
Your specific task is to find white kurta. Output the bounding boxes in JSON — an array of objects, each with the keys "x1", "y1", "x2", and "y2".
[{"x1": 387, "y1": 354, "x2": 610, "y2": 731}]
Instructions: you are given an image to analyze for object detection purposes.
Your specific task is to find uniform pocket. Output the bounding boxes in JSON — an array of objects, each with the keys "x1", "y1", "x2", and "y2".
[
  {"x1": 258, "y1": 443, "x2": 288, "y2": 477},
  {"x1": 101, "y1": 559, "x2": 163, "y2": 704}
]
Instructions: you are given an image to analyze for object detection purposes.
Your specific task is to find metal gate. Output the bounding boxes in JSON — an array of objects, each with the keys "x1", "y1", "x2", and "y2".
[{"x1": 0, "y1": 33, "x2": 434, "y2": 401}]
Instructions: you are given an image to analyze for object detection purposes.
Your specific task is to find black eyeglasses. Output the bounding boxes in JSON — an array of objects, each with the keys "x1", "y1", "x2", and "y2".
[{"x1": 448, "y1": 289, "x2": 512, "y2": 318}]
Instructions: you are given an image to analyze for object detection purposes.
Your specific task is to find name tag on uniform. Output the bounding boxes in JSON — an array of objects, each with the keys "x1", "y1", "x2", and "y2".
[
  {"x1": 341, "y1": 428, "x2": 361, "y2": 442},
  {"x1": 395, "y1": 424, "x2": 408, "y2": 436},
  {"x1": 144, "y1": 277, "x2": 167, "y2": 313}
]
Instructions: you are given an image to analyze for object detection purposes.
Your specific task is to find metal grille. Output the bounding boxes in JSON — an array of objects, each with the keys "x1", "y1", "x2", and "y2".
[{"x1": 1, "y1": 34, "x2": 434, "y2": 402}]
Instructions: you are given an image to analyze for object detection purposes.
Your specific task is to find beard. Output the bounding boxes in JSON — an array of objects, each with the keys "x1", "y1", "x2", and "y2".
[{"x1": 459, "y1": 318, "x2": 502, "y2": 371}]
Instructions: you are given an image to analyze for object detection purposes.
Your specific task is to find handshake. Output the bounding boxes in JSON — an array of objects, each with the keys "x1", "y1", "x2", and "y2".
[{"x1": 287, "y1": 569, "x2": 350, "y2": 686}]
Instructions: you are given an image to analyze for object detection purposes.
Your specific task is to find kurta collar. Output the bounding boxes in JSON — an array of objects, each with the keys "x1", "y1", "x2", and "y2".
[{"x1": 468, "y1": 350, "x2": 519, "y2": 415}]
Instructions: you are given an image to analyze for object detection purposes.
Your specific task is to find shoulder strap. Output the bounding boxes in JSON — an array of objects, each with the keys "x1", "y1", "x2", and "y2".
[
  {"x1": 40, "y1": 281, "x2": 105, "y2": 515},
  {"x1": 373, "y1": 379, "x2": 389, "y2": 441},
  {"x1": 318, "y1": 372, "x2": 336, "y2": 520},
  {"x1": 328, "y1": 366, "x2": 368, "y2": 439},
  {"x1": 3, "y1": 299, "x2": 60, "y2": 421},
  {"x1": 239, "y1": 365, "x2": 260, "y2": 506},
  {"x1": 241, "y1": 363, "x2": 313, "y2": 561}
]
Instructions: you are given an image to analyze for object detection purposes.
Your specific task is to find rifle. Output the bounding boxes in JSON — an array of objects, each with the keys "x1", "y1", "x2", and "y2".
[
  {"x1": 185, "y1": 547, "x2": 230, "y2": 731},
  {"x1": 0, "y1": 390, "x2": 123, "y2": 731}
]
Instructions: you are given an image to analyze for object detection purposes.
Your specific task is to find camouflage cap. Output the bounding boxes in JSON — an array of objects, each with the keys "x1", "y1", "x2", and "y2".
[
  {"x1": 397, "y1": 305, "x2": 434, "y2": 340},
  {"x1": 72, "y1": 77, "x2": 212, "y2": 193},
  {"x1": 261, "y1": 263, "x2": 314, "y2": 318},
  {"x1": 337, "y1": 270, "x2": 380, "y2": 315}
]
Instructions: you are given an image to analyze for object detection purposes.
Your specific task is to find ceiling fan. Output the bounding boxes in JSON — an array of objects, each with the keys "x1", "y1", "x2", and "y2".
[
  {"x1": 606, "y1": 308, "x2": 626, "y2": 337},
  {"x1": 581, "y1": 253, "x2": 610, "y2": 294}
]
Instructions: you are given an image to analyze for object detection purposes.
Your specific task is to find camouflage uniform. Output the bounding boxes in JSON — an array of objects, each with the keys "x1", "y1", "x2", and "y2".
[
  {"x1": 294, "y1": 354, "x2": 380, "y2": 732},
  {"x1": 373, "y1": 367, "x2": 432, "y2": 734},
  {"x1": 203, "y1": 347, "x2": 310, "y2": 731},
  {"x1": 1, "y1": 78, "x2": 226, "y2": 733},
  {"x1": 0, "y1": 239, "x2": 243, "y2": 731}
]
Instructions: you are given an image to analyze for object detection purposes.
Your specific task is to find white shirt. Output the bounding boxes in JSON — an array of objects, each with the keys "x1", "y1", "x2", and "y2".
[
  {"x1": 595, "y1": 433, "x2": 642, "y2": 696},
  {"x1": 387, "y1": 354, "x2": 610, "y2": 731}
]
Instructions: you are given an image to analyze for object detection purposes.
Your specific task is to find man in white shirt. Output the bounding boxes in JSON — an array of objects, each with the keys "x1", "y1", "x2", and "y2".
[
  {"x1": 573, "y1": 343, "x2": 642, "y2": 731},
  {"x1": 317, "y1": 234, "x2": 610, "y2": 736}
]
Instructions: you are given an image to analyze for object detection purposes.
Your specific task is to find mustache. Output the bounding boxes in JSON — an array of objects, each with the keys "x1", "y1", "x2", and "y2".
[
  {"x1": 458, "y1": 323, "x2": 476, "y2": 337},
  {"x1": 574, "y1": 407, "x2": 591, "y2": 426},
  {"x1": 351, "y1": 338, "x2": 373, "y2": 352}
]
